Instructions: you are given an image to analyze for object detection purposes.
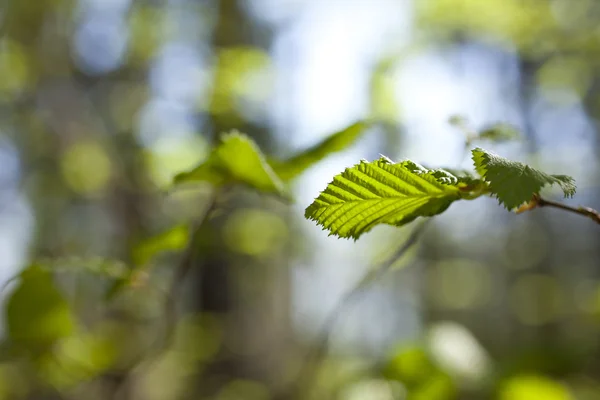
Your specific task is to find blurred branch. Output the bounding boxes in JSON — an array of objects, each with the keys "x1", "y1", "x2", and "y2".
[
  {"x1": 0, "y1": 0, "x2": 12, "y2": 40},
  {"x1": 111, "y1": 190, "x2": 219, "y2": 400},
  {"x1": 164, "y1": 191, "x2": 218, "y2": 347},
  {"x1": 162, "y1": 191, "x2": 219, "y2": 347},
  {"x1": 283, "y1": 221, "x2": 429, "y2": 400}
]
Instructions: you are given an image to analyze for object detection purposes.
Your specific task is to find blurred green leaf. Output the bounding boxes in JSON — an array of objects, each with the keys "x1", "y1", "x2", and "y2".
[
  {"x1": 38, "y1": 331, "x2": 117, "y2": 390},
  {"x1": 133, "y1": 224, "x2": 190, "y2": 267},
  {"x1": 448, "y1": 115, "x2": 469, "y2": 129},
  {"x1": 217, "y1": 380, "x2": 270, "y2": 400},
  {"x1": 478, "y1": 123, "x2": 520, "y2": 142},
  {"x1": 384, "y1": 344, "x2": 456, "y2": 399},
  {"x1": 174, "y1": 131, "x2": 286, "y2": 196},
  {"x1": 411, "y1": 373, "x2": 456, "y2": 400},
  {"x1": 5, "y1": 266, "x2": 74, "y2": 354},
  {"x1": 499, "y1": 375, "x2": 574, "y2": 400},
  {"x1": 106, "y1": 224, "x2": 191, "y2": 300},
  {"x1": 269, "y1": 121, "x2": 371, "y2": 181},
  {"x1": 383, "y1": 345, "x2": 438, "y2": 387},
  {"x1": 416, "y1": 0, "x2": 557, "y2": 52}
]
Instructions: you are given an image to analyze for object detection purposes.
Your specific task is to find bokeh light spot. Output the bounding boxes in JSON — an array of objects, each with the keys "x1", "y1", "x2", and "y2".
[
  {"x1": 510, "y1": 274, "x2": 567, "y2": 326},
  {"x1": 0, "y1": 39, "x2": 32, "y2": 99},
  {"x1": 428, "y1": 259, "x2": 492, "y2": 309},
  {"x1": 61, "y1": 140, "x2": 112, "y2": 196},
  {"x1": 223, "y1": 209, "x2": 288, "y2": 257}
]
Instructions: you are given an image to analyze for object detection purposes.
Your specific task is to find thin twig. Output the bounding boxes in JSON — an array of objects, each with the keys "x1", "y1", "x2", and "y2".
[
  {"x1": 536, "y1": 196, "x2": 600, "y2": 225},
  {"x1": 110, "y1": 191, "x2": 219, "y2": 400},
  {"x1": 162, "y1": 190, "x2": 219, "y2": 350},
  {"x1": 283, "y1": 221, "x2": 430, "y2": 400}
]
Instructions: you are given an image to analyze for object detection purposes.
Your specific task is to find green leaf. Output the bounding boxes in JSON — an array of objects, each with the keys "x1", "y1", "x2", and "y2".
[
  {"x1": 132, "y1": 224, "x2": 189, "y2": 267},
  {"x1": 472, "y1": 148, "x2": 576, "y2": 210},
  {"x1": 270, "y1": 121, "x2": 371, "y2": 181},
  {"x1": 43, "y1": 331, "x2": 117, "y2": 389},
  {"x1": 448, "y1": 115, "x2": 469, "y2": 129},
  {"x1": 305, "y1": 158, "x2": 464, "y2": 240},
  {"x1": 410, "y1": 162, "x2": 484, "y2": 189},
  {"x1": 103, "y1": 224, "x2": 191, "y2": 300},
  {"x1": 173, "y1": 131, "x2": 285, "y2": 196},
  {"x1": 499, "y1": 375, "x2": 572, "y2": 400},
  {"x1": 432, "y1": 167, "x2": 481, "y2": 187},
  {"x1": 478, "y1": 123, "x2": 520, "y2": 142},
  {"x1": 5, "y1": 266, "x2": 75, "y2": 353},
  {"x1": 383, "y1": 345, "x2": 438, "y2": 385},
  {"x1": 104, "y1": 225, "x2": 191, "y2": 300}
]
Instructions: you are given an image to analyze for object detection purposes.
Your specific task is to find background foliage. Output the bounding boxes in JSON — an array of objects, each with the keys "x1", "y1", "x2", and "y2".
[{"x1": 0, "y1": 0, "x2": 599, "y2": 399}]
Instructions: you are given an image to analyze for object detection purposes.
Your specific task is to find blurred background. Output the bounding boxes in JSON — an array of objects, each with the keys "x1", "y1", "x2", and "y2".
[{"x1": 0, "y1": 0, "x2": 599, "y2": 399}]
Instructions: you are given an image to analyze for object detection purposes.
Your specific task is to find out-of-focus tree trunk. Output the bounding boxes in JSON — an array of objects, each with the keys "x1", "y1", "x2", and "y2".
[{"x1": 192, "y1": 0, "x2": 291, "y2": 396}]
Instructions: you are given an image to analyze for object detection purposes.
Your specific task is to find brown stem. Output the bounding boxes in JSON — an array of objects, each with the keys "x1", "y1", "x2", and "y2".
[{"x1": 536, "y1": 196, "x2": 600, "y2": 225}]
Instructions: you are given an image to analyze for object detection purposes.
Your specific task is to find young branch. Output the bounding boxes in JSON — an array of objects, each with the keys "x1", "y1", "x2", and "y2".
[
  {"x1": 112, "y1": 190, "x2": 219, "y2": 400},
  {"x1": 162, "y1": 191, "x2": 219, "y2": 348},
  {"x1": 535, "y1": 196, "x2": 600, "y2": 225},
  {"x1": 117, "y1": 187, "x2": 288, "y2": 398},
  {"x1": 283, "y1": 221, "x2": 429, "y2": 400}
]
